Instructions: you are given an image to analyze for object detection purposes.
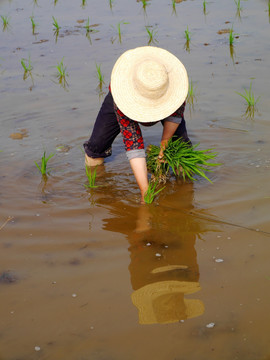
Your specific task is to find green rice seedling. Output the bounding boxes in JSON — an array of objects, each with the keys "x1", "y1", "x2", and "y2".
[
  {"x1": 52, "y1": 16, "x2": 61, "y2": 31},
  {"x1": 84, "y1": 19, "x2": 98, "y2": 43},
  {"x1": 84, "y1": 165, "x2": 98, "y2": 188},
  {"x1": 35, "y1": 151, "x2": 55, "y2": 175},
  {"x1": 145, "y1": 26, "x2": 158, "y2": 45},
  {"x1": 109, "y1": 0, "x2": 114, "y2": 9},
  {"x1": 112, "y1": 21, "x2": 129, "y2": 43},
  {"x1": 55, "y1": 58, "x2": 68, "y2": 85},
  {"x1": 172, "y1": 0, "x2": 176, "y2": 13},
  {"x1": 184, "y1": 26, "x2": 191, "y2": 43},
  {"x1": 1, "y1": 15, "x2": 10, "y2": 30},
  {"x1": 84, "y1": 17, "x2": 91, "y2": 33},
  {"x1": 236, "y1": 81, "x2": 260, "y2": 109},
  {"x1": 144, "y1": 181, "x2": 165, "y2": 204},
  {"x1": 81, "y1": 0, "x2": 87, "y2": 8},
  {"x1": 141, "y1": 0, "x2": 150, "y2": 10},
  {"x1": 30, "y1": 15, "x2": 37, "y2": 34},
  {"x1": 229, "y1": 27, "x2": 237, "y2": 46},
  {"x1": 147, "y1": 138, "x2": 220, "y2": 184},
  {"x1": 96, "y1": 63, "x2": 104, "y2": 88},
  {"x1": 54, "y1": 0, "x2": 58, "y2": 6},
  {"x1": 184, "y1": 26, "x2": 191, "y2": 52},
  {"x1": 21, "y1": 55, "x2": 33, "y2": 79},
  {"x1": 187, "y1": 78, "x2": 196, "y2": 106},
  {"x1": 234, "y1": 0, "x2": 242, "y2": 12},
  {"x1": 203, "y1": 0, "x2": 208, "y2": 14}
]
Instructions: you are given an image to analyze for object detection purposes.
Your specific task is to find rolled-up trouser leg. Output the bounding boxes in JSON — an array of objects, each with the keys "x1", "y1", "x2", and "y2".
[{"x1": 83, "y1": 92, "x2": 120, "y2": 159}]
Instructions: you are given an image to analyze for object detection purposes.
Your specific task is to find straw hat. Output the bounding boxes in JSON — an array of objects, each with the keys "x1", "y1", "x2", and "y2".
[
  {"x1": 110, "y1": 46, "x2": 189, "y2": 123},
  {"x1": 131, "y1": 280, "x2": 204, "y2": 324}
]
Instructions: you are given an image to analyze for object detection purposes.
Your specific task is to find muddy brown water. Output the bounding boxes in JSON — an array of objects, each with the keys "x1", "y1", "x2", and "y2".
[{"x1": 1, "y1": 0, "x2": 270, "y2": 359}]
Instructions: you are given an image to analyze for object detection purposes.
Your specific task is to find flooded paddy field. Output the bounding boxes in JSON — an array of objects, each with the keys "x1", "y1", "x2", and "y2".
[{"x1": 1, "y1": 0, "x2": 270, "y2": 359}]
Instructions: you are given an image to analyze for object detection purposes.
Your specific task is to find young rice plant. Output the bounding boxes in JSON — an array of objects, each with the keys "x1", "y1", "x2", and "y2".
[
  {"x1": 55, "y1": 58, "x2": 68, "y2": 85},
  {"x1": 144, "y1": 181, "x2": 165, "y2": 204},
  {"x1": 84, "y1": 165, "x2": 98, "y2": 188},
  {"x1": 35, "y1": 151, "x2": 55, "y2": 175},
  {"x1": 147, "y1": 138, "x2": 220, "y2": 184},
  {"x1": 30, "y1": 16, "x2": 37, "y2": 34},
  {"x1": 52, "y1": 16, "x2": 61, "y2": 31},
  {"x1": 236, "y1": 81, "x2": 260, "y2": 110},
  {"x1": 1, "y1": 15, "x2": 10, "y2": 30},
  {"x1": 96, "y1": 63, "x2": 104, "y2": 88},
  {"x1": 145, "y1": 26, "x2": 158, "y2": 45}
]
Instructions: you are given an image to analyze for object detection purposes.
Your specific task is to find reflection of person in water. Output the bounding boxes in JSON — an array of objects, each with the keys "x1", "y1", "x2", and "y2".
[{"x1": 102, "y1": 183, "x2": 211, "y2": 325}]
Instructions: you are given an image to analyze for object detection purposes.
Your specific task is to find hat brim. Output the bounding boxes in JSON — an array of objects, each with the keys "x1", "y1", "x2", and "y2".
[{"x1": 111, "y1": 46, "x2": 189, "y2": 123}]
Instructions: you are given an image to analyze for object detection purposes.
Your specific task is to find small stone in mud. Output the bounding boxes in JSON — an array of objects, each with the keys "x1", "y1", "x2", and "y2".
[
  {"x1": 215, "y1": 258, "x2": 224, "y2": 263},
  {"x1": 0, "y1": 271, "x2": 17, "y2": 284},
  {"x1": 72, "y1": 293, "x2": 77, "y2": 298},
  {"x1": 206, "y1": 322, "x2": 215, "y2": 328},
  {"x1": 34, "y1": 346, "x2": 41, "y2": 352}
]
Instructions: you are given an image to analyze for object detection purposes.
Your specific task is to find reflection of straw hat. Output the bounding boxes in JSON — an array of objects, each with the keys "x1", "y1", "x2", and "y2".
[
  {"x1": 131, "y1": 280, "x2": 204, "y2": 325},
  {"x1": 111, "y1": 46, "x2": 188, "y2": 123}
]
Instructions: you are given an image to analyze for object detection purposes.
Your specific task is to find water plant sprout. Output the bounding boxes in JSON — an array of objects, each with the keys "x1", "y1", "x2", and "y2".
[
  {"x1": 81, "y1": 0, "x2": 87, "y2": 8},
  {"x1": 187, "y1": 79, "x2": 196, "y2": 106},
  {"x1": 234, "y1": 0, "x2": 244, "y2": 17},
  {"x1": 184, "y1": 26, "x2": 191, "y2": 51},
  {"x1": 96, "y1": 63, "x2": 104, "y2": 89},
  {"x1": 35, "y1": 151, "x2": 55, "y2": 175},
  {"x1": 145, "y1": 26, "x2": 158, "y2": 45},
  {"x1": 144, "y1": 181, "x2": 165, "y2": 204},
  {"x1": 84, "y1": 165, "x2": 98, "y2": 188},
  {"x1": 108, "y1": 0, "x2": 114, "y2": 9},
  {"x1": 229, "y1": 27, "x2": 236, "y2": 46},
  {"x1": 203, "y1": 0, "x2": 208, "y2": 14},
  {"x1": 84, "y1": 17, "x2": 94, "y2": 33},
  {"x1": 172, "y1": 0, "x2": 176, "y2": 13},
  {"x1": 30, "y1": 15, "x2": 37, "y2": 34},
  {"x1": 21, "y1": 55, "x2": 33, "y2": 79},
  {"x1": 236, "y1": 81, "x2": 260, "y2": 116},
  {"x1": 184, "y1": 26, "x2": 191, "y2": 43},
  {"x1": 147, "y1": 138, "x2": 220, "y2": 184},
  {"x1": 141, "y1": 0, "x2": 150, "y2": 11},
  {"x1": 52, "y1": 16, "x2": 61, "y2": 31},
  {"x1": 1, "y1": 15, "x2": 10, "y2": 30},
  {"x1": 234, "y1": 0, "x2": 242, "y2": 12},
  {"x1": 55, "y1": 58, "x2": 68, "y2": 86},
  {"x1": 113, "y1": 21, "x2": 128, "y2": 43}
]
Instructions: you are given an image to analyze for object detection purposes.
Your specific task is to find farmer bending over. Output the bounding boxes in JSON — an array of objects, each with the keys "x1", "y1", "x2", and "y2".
[{"x1": 84, "y1": 46, "x2": 191, "y2": 204}]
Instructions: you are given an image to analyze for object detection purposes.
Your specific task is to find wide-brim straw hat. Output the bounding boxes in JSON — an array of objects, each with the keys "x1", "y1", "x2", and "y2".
[
  {"x1": 131, "y1": 280, "x2": 204, "y2": 325},
  {"x1": 110, "y1": 46, "x2": 189, "y2": 123}
]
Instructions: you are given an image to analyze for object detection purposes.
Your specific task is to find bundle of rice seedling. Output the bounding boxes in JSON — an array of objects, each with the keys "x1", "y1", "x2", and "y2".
[{"x1": 146, "y1": 138, "x2": 220, "y2": 183}]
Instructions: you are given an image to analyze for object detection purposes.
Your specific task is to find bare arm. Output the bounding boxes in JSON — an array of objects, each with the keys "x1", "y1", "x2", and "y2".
[{"x1": 129, "y1": 157, "x2": 149, "y2": 204}]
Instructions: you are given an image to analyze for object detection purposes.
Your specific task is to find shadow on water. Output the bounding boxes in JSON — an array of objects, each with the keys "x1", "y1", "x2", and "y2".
[{"x1": 101, "y1": 183, "x2": 218, "y2": 325}]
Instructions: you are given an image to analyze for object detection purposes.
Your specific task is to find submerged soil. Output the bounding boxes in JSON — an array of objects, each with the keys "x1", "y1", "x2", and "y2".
[{"x1": 0, "y1": 0, "x2": 270, "y2": 359}]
